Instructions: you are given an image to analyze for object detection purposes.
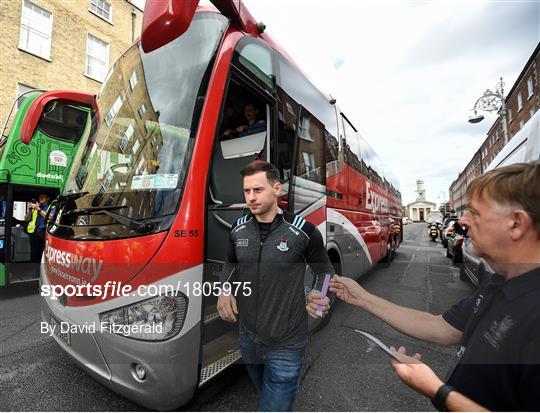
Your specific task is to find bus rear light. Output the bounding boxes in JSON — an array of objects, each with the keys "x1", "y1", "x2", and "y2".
[{"x1": 99, "y1": 292, "x2": 188, "y2": 341}]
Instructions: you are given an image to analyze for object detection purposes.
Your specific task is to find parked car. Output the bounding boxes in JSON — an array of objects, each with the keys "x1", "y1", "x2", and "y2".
[
  {"x1": 402, "y1": 217, "x2": 410, "y2": 225},
  {"x1": 446, "y1": 231, "x2": 466, "y2": 263},
  {"x1": 461, "y1": 237, "x2": 494, "y2": 285},
  {"x1": 441, "y1": 220, "x2": 456, "y2": 248}
]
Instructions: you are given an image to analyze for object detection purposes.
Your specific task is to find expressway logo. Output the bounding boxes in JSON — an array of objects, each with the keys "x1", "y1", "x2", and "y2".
[
  {"x1": 45, "y1": 242, "x2": 104, "y2": 282},
  {"x1": 365, "y1": 181, "x2": 390, "y2": 213}
]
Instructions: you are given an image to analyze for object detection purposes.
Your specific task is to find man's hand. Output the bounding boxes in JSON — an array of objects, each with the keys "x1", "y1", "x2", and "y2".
[
  {"x1": 389, "y1": 346, "x2": 443, "y2": 399},
  {"x1": 217, "y1": 293, "x2": 238, "y2": 323},
  {"x1": 329, "y1": 275, "x2": 370, "y2": 308},
  {"x1": 306, "y1": 291, "x2": 330, "y2": 319}
]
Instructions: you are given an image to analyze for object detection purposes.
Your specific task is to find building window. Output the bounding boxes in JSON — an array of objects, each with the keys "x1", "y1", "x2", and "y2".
[
  {"x1": 89, "y1": 0, "x2": 112, "y2": 22},
  {"x1": 508, "y1": 108, "x2": 512, "y2": 122},
  {"x1": 85, "y1": 34, "x2": 109, "y2": 82},
  {"x1": 19, "y1": 0, "x2": 53, "y2": 60},
  {"x1": 528, "y1": 77, "x2": 534, "y2": 98},
  {"x1": 517, "y1": 92, "x2": 523, "y2": 112},
  {"x1": 16, "y1": 83, "x2": 36, "y2": 108},
  {"x1": 129, "y1": 71, "x2": 138, "y2": 90},
  {"x1": 519, "y1": 119, "x2": 524, "y2": 129},
  {"x1": 298, "y1": 116, "x2": 314, "y2": 141},
  {"x1": 138, "y1": 103, "x2": 147, "y2": 118},
  {"x1": 302, "y1": 151, "x2": 315, "y2": 172},
  {"x1": 104, "y1": 94, "x2": 123, "y2": 127},
  {"x1": 119, "y1": 123, "x2": 134, "y2": 152}
]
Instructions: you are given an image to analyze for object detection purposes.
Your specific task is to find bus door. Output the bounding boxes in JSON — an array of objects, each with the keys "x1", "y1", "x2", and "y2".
[
  {"x1": 203, "y1": 36, "x2": 276, "y2": 373},
  {"x1": 0, "y1": 184, "x2": 58, "y2": 285}
]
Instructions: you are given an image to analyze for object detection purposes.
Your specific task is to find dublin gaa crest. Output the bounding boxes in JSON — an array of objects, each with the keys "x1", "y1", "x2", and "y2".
[{"x1": 277, "y1": 239, "x2": 289, "y2": 252}]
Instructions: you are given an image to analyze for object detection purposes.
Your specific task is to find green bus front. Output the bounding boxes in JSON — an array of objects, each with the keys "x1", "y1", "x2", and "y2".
[{"x1": 0, "y1": 91, "x2": 90, "y2": 286}]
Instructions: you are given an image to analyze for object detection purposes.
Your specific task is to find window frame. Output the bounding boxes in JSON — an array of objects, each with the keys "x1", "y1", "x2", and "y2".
[
  {"x1": 84, "y1": 33, "x2": 110, "y2": 82},
  {"x1": 517, "y1": 92, "x2": 523, "y2": 112},
  {"x1": 138, "y1": 103, "x2": 147, "y2": 118},
  {"x1": 88, "y1": 0, "x2": 113, "y2": 24},
  {"x1": 19, "y1": 0, "x2": 53, "y2": 61},
  {"x1": 129, "y1": 71, "x2": 138, "y2": 90},
  {"x1": 527, "y1": 77, "x2": 534, "y2": 98}
]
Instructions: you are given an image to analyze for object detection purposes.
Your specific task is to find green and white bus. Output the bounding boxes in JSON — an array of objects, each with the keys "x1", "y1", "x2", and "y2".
[{"x1": 0, "y1": 90, "x2": 94, "y2": 286}]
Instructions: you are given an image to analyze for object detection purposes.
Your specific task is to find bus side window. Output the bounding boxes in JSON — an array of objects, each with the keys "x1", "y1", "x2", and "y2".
[
  {"x1": 276, "y1": 88, "x2": 298, "y2": 186},
  {"x1": 295, "y1": 108, "x2": 325, "y2": 185}
]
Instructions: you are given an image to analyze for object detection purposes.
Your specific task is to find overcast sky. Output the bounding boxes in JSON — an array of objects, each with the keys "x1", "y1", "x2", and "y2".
[{"x1": 242, "y1": 0, "x2": 539, "y2": 205}]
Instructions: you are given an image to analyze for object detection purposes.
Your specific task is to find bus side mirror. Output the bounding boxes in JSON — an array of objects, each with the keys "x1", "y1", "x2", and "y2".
[
  {"x1": 20, "y1": 91, "x2": 99, "y2": 144},
  {"x1": 141, "y1": 0, "x2": 199, "y2": 53}
]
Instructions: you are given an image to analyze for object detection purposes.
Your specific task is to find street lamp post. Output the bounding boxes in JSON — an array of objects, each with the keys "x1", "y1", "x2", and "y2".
[{"x1": 468, "y1": 77, "x2": 509, "y2": 145}]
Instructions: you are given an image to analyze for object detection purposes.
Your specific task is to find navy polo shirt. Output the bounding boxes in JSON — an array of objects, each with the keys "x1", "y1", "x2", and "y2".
[{"x1": 442, "y1": 267, "x2": 540, "y2": 411}]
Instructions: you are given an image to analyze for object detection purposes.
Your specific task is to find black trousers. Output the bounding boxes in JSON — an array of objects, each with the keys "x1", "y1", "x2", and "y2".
[{"x1": 29, "y1": 230, "x2": 45, "y2": 262}]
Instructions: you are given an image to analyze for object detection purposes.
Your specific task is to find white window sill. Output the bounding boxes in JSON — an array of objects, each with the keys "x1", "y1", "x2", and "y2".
[
  {"x1": 83, "y1": 72, "x2": 104, "y2": 83},
  {"x1": 527, "y1": 93, "x2": 534, "y2": 100},
  {"x1": 18, "y1": 47, "x2": 51, "y2": 62},
  {"x1": 88, "y1": 8, "x2": 113, "y2": 25}
]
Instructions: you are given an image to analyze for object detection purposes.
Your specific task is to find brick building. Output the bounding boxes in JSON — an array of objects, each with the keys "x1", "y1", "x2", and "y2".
[
  {"x1": 0, "y1": 0, "x2": 143, "y2": 128},
  {"x1": 506, "y1": 44, "x2": 539, "y2": 138},
  {"x1": 449, "y1": 42, "x2": 539, "y2": 214},
  {"x1": 450, "y1": 149, "x2": 481, "y2": 217}
]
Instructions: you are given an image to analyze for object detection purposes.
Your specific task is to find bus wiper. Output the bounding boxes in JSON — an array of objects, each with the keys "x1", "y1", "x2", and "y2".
[
  {"x1": 56, "y1": 191, "x2": 89, "y2": 202},
  {"x1": 46, "y1": 192, "x2": 90, "y2": 229},
  {"x1": 63, "y1": 206, "x2": 151, "y2": 232}
]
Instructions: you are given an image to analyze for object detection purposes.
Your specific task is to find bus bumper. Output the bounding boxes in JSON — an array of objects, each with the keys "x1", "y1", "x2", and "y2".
[
  {"x1": 40, "y1": 275, "x2": 203, "y2": 410},
  {"x1": 41, "y1": 295, "x2": 201, "y2": 410}
]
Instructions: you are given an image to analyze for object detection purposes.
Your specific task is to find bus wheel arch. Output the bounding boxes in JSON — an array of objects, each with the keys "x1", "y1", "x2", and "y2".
[{"x1": 326, "y1": 245, "x2": 342, "y2": 276}]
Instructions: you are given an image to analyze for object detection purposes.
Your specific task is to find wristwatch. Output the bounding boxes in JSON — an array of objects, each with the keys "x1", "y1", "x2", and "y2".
[{"x1": 431, "y1": 384, "x2": 454, "y2": 411}]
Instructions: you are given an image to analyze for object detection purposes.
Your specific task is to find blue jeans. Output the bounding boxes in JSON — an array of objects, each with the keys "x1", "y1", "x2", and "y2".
[{"x1": 239, "y1": 324, "x2": 307, "y2": 411}]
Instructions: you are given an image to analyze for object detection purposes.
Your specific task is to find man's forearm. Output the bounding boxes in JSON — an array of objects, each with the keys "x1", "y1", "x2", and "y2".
[{"x1": 362, "y1": 293, "x2": 460, "y2": 345}]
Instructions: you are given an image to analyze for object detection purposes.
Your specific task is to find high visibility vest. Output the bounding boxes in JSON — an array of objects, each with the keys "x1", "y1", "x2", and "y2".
[
  {"x1": 27, "y1": 209, "x2": 39, "y2": 234},
  {"x1": 27, "y1": 204, "x2": 49, "y2": 234}
]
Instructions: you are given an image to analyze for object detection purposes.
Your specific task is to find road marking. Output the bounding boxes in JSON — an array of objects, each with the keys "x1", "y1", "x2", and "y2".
[{"x1": 399, "y1": 253, "x2": 415, "y2": 284}]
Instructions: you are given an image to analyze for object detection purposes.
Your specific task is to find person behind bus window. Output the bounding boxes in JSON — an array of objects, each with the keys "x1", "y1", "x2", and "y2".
[
  {"x1": 25, "y1": 193, "x2": 50, "y2": 261},
  {"x1": 236, "y1": 103, "x2": 266, "y2": 137},
  {"x1": 221, "y1": 103, "x2": 266, "y2": 140},
  {"x1": 217, "y1": 161, "x2": 334, "y2": 411},
  {"x1": 220, "y1": 104, "x2": 242, "y2": 140}
]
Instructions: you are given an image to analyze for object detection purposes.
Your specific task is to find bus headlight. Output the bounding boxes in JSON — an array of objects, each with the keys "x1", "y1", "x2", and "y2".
[{"x1": 99, "y1": 292, "x2": 188, "y2": 341}]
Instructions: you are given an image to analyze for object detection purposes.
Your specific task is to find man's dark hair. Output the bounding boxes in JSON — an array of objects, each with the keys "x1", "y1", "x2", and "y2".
[{"x1": 240, "y1": 161, "x2": 280, "y2": 184}]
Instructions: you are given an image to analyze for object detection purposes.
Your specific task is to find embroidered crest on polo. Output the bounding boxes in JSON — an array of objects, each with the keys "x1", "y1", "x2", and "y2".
[
  {"x1": 237, "y1": 239, "x2": 249, "y2": 247},
  {"x1": 483, "y1": 315, "x2": 514, "y2": 350},
  {"x1": 277, "y1": 239, "x2": 289, "y2": 252}
]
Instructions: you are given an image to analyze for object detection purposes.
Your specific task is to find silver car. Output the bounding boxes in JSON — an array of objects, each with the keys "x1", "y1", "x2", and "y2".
[{"x1": 461, "y1": 237, "x2": 494, "y2": 286}]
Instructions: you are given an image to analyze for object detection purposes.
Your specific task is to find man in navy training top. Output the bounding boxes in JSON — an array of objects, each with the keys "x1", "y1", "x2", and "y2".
[{"x1": 218, "y1": 160, "x2": 334, "y2": 411}]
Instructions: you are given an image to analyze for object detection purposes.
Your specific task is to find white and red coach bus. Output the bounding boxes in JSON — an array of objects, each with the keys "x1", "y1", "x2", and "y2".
[{"x1": 28, "y1": 1, "x2": 402, "y2": 409}]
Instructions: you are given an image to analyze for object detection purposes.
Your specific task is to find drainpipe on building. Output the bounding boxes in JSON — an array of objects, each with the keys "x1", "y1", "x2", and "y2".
[{"x1": 131, "y1": 9, "x2": 136, "y2": 43}]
